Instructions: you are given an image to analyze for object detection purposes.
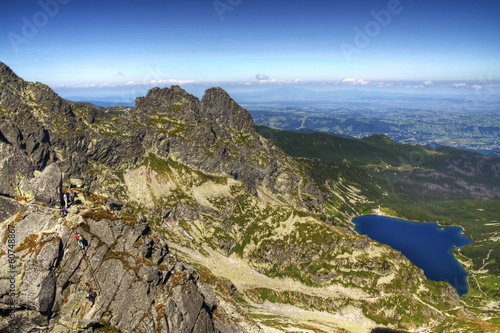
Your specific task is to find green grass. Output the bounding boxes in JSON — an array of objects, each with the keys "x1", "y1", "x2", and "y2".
[{"x1": 259, "y1": 124, "x2": 500, "y2": 325}]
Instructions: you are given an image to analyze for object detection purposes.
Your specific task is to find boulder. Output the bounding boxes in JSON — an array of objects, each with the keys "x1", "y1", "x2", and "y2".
[
  {"x1": 0, "y1": 141, "x2": 34, "y2": 198},
  {"x1": 107, "y1": 198, "x2": 123, "y2": 211},
  {"x1": 38, "y1": 273, "x2": 57, "y2": 315},
  {"x1": 0, "y1": 120, "x2": 22, "y2": 147},
  {"x1": 31, "y1": 164, "x2": 62, "y2": 207}
]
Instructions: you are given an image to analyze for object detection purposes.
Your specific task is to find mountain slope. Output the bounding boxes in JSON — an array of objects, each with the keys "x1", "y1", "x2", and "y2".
[
  {"x1": 257, "y1": 125, "x2": 500, "y2": 329},
  {"x1": 257, "y1": 125, "x2": 500, "y2": 200},
  {"x1": 0, "y1": 62, "x2": 496, "y2": 332}
]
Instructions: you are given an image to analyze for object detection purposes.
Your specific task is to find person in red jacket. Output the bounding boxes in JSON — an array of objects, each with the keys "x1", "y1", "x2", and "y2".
[{"x1": 74, "y1": 233, "x2": 85, "y2": 249}]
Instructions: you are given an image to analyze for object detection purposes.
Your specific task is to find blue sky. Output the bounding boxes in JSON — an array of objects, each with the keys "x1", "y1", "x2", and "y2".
[{"x1": 1, "y1": 0, "x2": 499, "y2": 101}]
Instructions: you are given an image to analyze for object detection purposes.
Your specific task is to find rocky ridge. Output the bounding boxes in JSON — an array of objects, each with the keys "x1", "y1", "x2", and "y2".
[
  {"x1": 1, "y1": 62, "x2": 494, "y2": 332},
  {"x1": 0, "y1": 141, "x2": 253, "y2": 332},
  {"x1": 0, "y1": 62, "x2": 322, "y2": 210}
]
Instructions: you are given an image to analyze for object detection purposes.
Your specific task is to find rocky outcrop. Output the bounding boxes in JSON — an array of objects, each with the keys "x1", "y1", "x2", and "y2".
[
  {"x1": 0, "y1": 120, "x2": 23, "y2": 147},
  {"x1": 200, "y1": 87, "x2": 255, "y2": 136},
  {"x1": 0, "y1": 141, "x2": 61, "y2": 208},
  {"x1": 133, "y1": 85, "x2": 323, "y2": 208},
  {"x1": 31, "y1": 163, "x2": 62, "y2": 207},
  {"x1": 0, "y1": 170, "x2": 252, "y2": 332},
  {"x1": 1, "y1": 61, "x2": 324, "y2": 211},
  {"x1": 0, "y1": 141, "x2": 34, "y2": 198}
]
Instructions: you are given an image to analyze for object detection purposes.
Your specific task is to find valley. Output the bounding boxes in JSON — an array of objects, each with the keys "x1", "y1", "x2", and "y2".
[
  {"x1": 247, "y1": 102, "x2": 500, "y2": 155},
  {"x1": 257, "y1": 125, "x2": 500, "y2": 329}
]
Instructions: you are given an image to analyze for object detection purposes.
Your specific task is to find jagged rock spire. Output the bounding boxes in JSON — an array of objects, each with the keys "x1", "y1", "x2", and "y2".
[
  {"x1": 0, "y1": 61, "x2": 20, "y2": 82},
  {"x1": 201, "y1": 87, "x2": 255, "y2": 134}
]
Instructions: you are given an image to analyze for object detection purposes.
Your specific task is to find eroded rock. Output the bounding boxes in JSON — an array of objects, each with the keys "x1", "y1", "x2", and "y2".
[
  {"x1": 0, "y1": 141, "x2": 34, "y2": 198},
  {"x1": 31, "y1": 163, "x2": 62, "y2": 207}
]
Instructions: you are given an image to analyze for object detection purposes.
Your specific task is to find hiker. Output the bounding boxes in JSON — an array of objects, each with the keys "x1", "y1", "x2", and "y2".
[
  {"x1": 86, "y1": 289, "x2": 97, "y2": 307},
  {"x1": 69, "y1": 190, "x2": 76, "y2": 205},
  {"x1": 74, "y1": 233, "x2": 86, "y2": 249},
  {"x1": 63, "y1": 192, "x2": 68, "y2": 208},
  {"x1": 60, "y1": 207, "x2": 68, "y2": 217}
]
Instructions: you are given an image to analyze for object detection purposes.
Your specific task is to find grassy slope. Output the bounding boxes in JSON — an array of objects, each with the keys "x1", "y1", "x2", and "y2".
[
  {"x1": 256, "y1": 125, "x2": 500, "y2": 326},
  {"x1": 105, "y1": 150, "x2": 468, "y2": 332}
]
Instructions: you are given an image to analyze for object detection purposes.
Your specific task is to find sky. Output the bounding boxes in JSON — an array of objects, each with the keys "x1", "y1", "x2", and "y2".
[{"x1": 1, "y1": 0, "x2": 499, "y2": 102}]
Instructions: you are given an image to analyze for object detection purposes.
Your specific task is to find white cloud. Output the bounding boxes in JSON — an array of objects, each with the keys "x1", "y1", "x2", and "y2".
[
  {"x1": 167, "y1": 79, "x2": 195, "y2": 84},
  {"x1": 256, "y1": 73, "x2": 270, "y2": 81},
  {"x1": 99, "y1": 83, "x2": 115, "y2": 87},
  {"x1": 377, "y1": 82, "x2": 392, "y2": 87},
  {"x1": 253, "y1": 77, "x2": 305, "y2": 85},
  {"x1": 342, "y1": 78, "x2": 370, "y2": 85},
  {"x1": 72, "y1": 83, "x2": 96, "y2": 88},
  {"x1": 152, "y1": 79, "x2": 196, "y2": 85},
  {"x1": 423, "y1": 80, "x2": 433, "y2": 86},
  {"x1": 453, "y1": 83, "x2": 468, "y2": 88},
  {"x1": 471, "y1": 85, "x2": 482, "y2": 90},
  {"x1": 124, "y1": 79, "x2": 195, "y2": 87}
]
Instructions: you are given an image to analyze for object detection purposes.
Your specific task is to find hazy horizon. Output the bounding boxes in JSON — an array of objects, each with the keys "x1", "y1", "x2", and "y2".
[{"x1": 1, "y1": 0, "x2": 499, "y2": 103}]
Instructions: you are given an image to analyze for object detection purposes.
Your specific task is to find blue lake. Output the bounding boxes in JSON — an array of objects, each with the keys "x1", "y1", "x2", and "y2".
[{"x1": 353, "y1": 215, "x2": 472, "y2": 296}]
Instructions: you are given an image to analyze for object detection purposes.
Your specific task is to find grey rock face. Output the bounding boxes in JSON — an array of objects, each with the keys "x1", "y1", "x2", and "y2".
[
  {"x1": 0, "y1": 141, "x2": 35, "y2": 198},
  {"x1": 0, "y1": 120, "x2": 22, "y2": 147},
  {"x1": 38, "y1": 273, "x2": 57, "y2": 315},
  {"x1": 200, "y1": 87, "x2": 255, "y2": 136},
  {"x1": 0, "y1": 142, "x2": 63, "y2": 208},
  {"x1": 133, "y1": 85, "x2": 323, "y2": 208},
  {"x1": 1, "y1": 62, "x2": 323, "y2": 211},
  {"x1": 31, "y1": 163, "x2": 62, "y2": 207},
  {"x1": 0, "y1": 196, "x2": 22, "y2": 222},
  {"x1": 0, "y1": 198, "x2": 250, "y2": 333}
]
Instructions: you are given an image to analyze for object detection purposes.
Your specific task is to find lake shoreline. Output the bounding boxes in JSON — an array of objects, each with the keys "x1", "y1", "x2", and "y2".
[
  {"x1": 369, "y1": 207, "x2": 469, "y2": 237},
  {"x1": 352, "y1": 213, "x2": 472, "y2": 296}
]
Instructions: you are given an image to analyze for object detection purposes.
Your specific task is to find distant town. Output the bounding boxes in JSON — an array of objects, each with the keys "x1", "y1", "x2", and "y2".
[{"x1": 246, "y1": 101, "x2": 500, "y2": 156}]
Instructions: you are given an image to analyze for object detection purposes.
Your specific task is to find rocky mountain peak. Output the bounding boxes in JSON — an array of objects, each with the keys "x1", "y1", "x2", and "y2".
[
  {"x1": 131, "y1": 85, "x2": 298, "y2": 198},
  {"x1": 136, "y1": 85, "x2": 198, "y2": 108},
  {"x1": 0, "y1": 66, "x2": 320, "y2": 207},
  {"x1": 0, "y1": 62, "x2": 20, "y2": 83},
  {"x1": 135, "y1": 85, "x2": 255, "y2": 136},
  {"x1": 201, "y1": 87, "x2": 255, "y2": 135},
  {"x1": 0, "y1": 67, "x2": 321, "y2": 207}
]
